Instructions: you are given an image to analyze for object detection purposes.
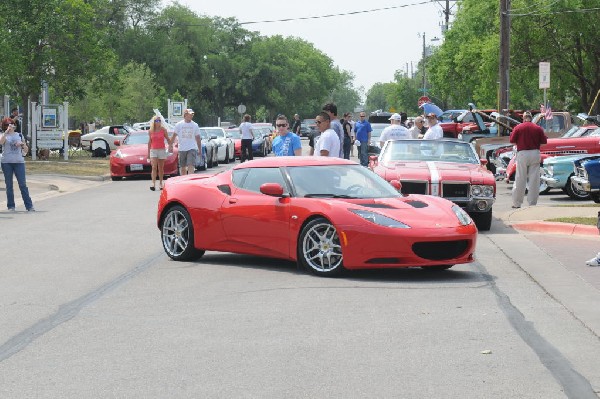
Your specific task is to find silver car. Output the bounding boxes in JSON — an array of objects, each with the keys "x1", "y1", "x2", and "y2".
[{"x1": 200, "y1": 127, "x2": 235, "y2": 164}]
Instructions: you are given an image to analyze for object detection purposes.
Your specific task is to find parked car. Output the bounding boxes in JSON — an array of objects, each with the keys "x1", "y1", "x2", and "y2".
[
  {"x1": 371, "y1": 139, "x2": 495, "y2": 230},
  {"x1": 81, "y1": 125, "x2": 135, "y2": 153},
  {"x1": 225, "y1": 127, "x2": 269, "y2": 158},
  {"x1": 252, "y1": 123, "x2": 274, "y2": 153},
  {"x1": 302, "y1": 119, "x2": 318, "y2": 137},
  {"x1": 572, "y1": 156, "x2": 600, "y2": 203},
  {"x1": 299, "y1": 122, "x2": 312, "y2": 137},
  {"x1": 157, "y1": 156, "x2": 477, "y2": 276},
  {"x1": 196, "y1": 128, "x2": 219, "y2": 168},
  {"x1": 367, "y1": 123, "x2": 389, "y2": 155},
  {"x1": 110, "y1": 131, "x2": 179, "y2": 181},
  {"x1": 540, "y1": 154, "x2": 596, "y2": 199},
  {"x1": 200, "y1": 127, "x2": 235, "y2": 164}
]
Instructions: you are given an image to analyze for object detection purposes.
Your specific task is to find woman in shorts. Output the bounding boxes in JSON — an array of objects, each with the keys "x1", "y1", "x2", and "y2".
[{"x1": 148, "y1": 115, "x2": 170, "y2": 191}]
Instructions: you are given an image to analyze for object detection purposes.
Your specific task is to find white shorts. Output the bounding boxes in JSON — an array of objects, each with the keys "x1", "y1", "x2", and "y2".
[{"x1": 150, "y1": 149, "x2": 168, "y2": 159}]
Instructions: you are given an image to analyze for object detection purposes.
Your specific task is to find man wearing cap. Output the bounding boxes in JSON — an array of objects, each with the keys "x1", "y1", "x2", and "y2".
[
  {"x1": 171, "y1": 109, "x2": 202, "y2": 175},
  {"x1": 379, "y1": 113, "x2": 411, "y2": 148},
  {"x1": 509, "y1": 111, "x2": 547, "y2": 208},
  {"x1": 423, "y1": 113, "x2": 443, "y2": 140}
]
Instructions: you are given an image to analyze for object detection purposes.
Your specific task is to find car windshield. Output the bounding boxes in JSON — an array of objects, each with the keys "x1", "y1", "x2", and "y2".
[
  {"x1": 227, "y1": 129, "x2": 242, "y2": 139},
  {"x1": 202, "y1": 128, "x2": 225, "y2": 138},
  {"x1": 439, "y1": 110, "x2": 465, "y2": 123},
  {"x1": 380, "y1": 140, "x2": 480, "y2": 164},
  {"x1": 562, "y1": 126, "x2": 582, "y2": 138},
  {"x1": 370, "y1": 124, "x2": 388, "y2": 140},
  {"x1": 287, "y1": 164, "x2": 401, "y2": 199},
  {"x1": 124, "y1": 133, "x2": 149, "y2": 145}
]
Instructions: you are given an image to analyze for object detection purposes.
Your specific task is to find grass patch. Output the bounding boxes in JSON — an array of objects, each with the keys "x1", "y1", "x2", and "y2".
[
  {"x1": 545, "y1": 217, "x2": 598, "y2": 226},
  {"x1": 26, "y1": 158, "x2": 109, "y2": 176}
]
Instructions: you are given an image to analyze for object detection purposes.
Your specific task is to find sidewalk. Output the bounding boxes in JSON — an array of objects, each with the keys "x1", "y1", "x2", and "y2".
[{"x1": 497, "y1": 204, "x2": 599, "y2": 236}]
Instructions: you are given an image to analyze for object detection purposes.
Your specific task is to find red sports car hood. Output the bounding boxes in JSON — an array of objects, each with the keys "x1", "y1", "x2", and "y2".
[
  {"x1": 117, "y1": 143, "x2": 176, "y2": 158},
  {"x1": 381, "y1": 160, "x2": 489, "y2": 184},
  {"x1": 343, "y1": 196, "x2": 462, "y2": 228}
]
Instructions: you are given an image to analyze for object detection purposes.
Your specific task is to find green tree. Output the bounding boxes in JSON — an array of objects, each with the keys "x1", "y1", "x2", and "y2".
[{"x1": 0, "y1": 0, "x2": 112, "y2": 134}]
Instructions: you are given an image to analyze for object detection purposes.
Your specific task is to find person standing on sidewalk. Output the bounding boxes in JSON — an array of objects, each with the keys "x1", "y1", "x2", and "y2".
[
  {"x1": 313, "y1": 112, "x2": 340, "y2": 157},
  {"x1": 0, "y1": 118, "x2": 34, "y2": 212},
  {"x1": 341, "y1": 112, "x2": 353, "y2": 159},
  {"x1": 510, "y1": 111, "x2": 547, "y2": 208},
  {"x1": 239, "y1": 114, "x2": 255, "y2": 162},
  {"x1": 354, "y1": 112, "x2": 372, "y2": 166},
  {"x1": 272, "y1": 115, "x2": 302, "y2": 156}
]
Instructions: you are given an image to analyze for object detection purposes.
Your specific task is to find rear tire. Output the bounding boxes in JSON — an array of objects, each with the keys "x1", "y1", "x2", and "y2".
[{"x1": 565, "y1": 175, "x2": 590, "y2": 200}]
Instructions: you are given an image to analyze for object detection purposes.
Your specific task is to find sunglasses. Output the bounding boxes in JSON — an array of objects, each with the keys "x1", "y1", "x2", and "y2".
[
  {"x1": 276, "y1": 124, "x2": 287, "y2": 127},
  {"x1": 154, "y1": 119, "x2": 161, "y2": 122},
  {"x1": 316, "y1": 120, "x2": 327, "y2": 125}
]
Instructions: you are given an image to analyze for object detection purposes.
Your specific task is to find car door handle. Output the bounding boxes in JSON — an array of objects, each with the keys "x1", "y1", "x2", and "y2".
[{"x1": 229, "y1": 198, "x2": 238, "y2": 204}]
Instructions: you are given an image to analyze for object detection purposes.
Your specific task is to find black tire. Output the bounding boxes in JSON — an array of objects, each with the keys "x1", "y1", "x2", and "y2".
[
  {"x1": 212, "y1": 150, "x2": 219, "y2": 167},
  {"x1": 160, "y1": 205, "x2": 205, "y2": 261},
  {"x1": 198, "y1": 155, "x2": 207, "y2": 171},
  {"x1": 224, "y1": 149, "x2": 229, "y2": 164},
  {"x1": 111, "y1": 176, "x2": 121, "y2": 181},
  {"x1": 298, "y1": 217, "x2": 345, "y2": 277},
  {"x1": 565, "y1": 175, "x2": 590, "y2": 200},
  {"x1": 471, "y1": 209, "x2": 492, "y2": 231},
  {"x1": 591, "y1": 193, "x2": 600, "y2": 204}
]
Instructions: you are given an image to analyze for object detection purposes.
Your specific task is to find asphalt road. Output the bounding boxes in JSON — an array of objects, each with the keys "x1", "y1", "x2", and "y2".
[{"x1": 1, "y1": 143, "x2": 599, "y2": 398}]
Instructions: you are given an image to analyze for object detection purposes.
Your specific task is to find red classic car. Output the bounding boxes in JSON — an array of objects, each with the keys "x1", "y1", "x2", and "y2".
[
  {"x1": 504, "y1": 126, "x2": 600, "y2": 183},
  {"x1": 371, "y1": 139, "x2": 496, "y2": 231},
  {"x1": 110, "y1": 131, "x2": 179, "y2": 180},
  {"x1": 157, "y1": 156, "x2": 477, "y2": 276}
]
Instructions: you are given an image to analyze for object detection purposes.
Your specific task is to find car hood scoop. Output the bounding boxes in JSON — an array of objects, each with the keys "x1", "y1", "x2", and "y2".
[
  {"x1": 405, "y1": 200, "x2": 428, "y2": 208},
  {"x1": 355, "y1": 199, "x2": 428, "y2": 209}
]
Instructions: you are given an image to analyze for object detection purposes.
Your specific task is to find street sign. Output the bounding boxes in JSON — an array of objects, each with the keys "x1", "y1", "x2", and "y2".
[
  {"x1": 418, "y1": 96, "x2": 430, "y2": 107},
  {"x1": 539, "y1": 62, "x2": 550, "y2": 89},
  {"x1": 237, "y1": 104, "x2": 246, "y2": 114}
]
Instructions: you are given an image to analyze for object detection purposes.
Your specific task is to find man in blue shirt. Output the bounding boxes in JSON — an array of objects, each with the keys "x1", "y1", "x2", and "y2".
[
  {"x1": 272, "y1": 115, "x2": 302, "y2": 156},
  {"x1": 354, "y1": 112, "x2": 372, "y2": 166}
]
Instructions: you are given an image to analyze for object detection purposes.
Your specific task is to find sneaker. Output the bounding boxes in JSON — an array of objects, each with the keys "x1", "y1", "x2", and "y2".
[
  {"x1": 8, "y1": 208, "x2": 16, "y2": 212},
  {"x1": 27, "y1": 207, "x2": 35, "y2": 212},
  {"x1": 585, "y1": 257, "x2": 600, "y2": 267}
]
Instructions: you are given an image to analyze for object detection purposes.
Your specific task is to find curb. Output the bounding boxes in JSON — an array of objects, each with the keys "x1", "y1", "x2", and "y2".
[{"x1": 511, "y1": 221, "x2": 599, "y2": 236}]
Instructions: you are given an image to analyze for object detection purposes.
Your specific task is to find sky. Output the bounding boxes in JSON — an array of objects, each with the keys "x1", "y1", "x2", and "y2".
[{"x1": 169, "y1": 0, "x2": 452, "y2": 94}]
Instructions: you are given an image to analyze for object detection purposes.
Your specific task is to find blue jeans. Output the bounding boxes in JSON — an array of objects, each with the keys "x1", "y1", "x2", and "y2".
[
  {"x1": 2, "y1": 162, "x2": 33, "y2": 210},
  {"x1": 359, "y1": 143, "x2": 369, "y2": 166}
]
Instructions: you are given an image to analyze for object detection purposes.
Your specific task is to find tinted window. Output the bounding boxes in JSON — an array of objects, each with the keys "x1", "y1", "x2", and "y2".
[{"x1": 238, "y1": 168, "x2": 287, "y2": 193}]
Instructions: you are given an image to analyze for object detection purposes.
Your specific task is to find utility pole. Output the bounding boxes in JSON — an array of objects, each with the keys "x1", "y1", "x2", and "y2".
[
  {"x1": 422, "y1": 32, "x2": 426, "y2": 94},
  {"x1": 499, "y1": 0, "x2": 511, "y2": 114}
]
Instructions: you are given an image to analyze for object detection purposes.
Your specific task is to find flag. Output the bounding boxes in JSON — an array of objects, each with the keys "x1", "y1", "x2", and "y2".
[{"x1": 545, "y1": 102, "x2": 553, "y2": 120}]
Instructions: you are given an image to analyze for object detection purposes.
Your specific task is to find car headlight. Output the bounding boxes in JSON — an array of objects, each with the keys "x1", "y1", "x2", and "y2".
[
  {"x1": 458, "y1": 133, "x2": 463, "y2": 140},
  {"x1": 113, "y1": 149, "x2": 125, "y2": 158},
  {"x1": 452, "y1": 205, "x2": 472, "y2": 226},
  {"x1": 350, "y1": 209, "x2": 410, "y2": 229},
  {"x1": 471, "y1": 185, "x2": 494, "y2": 197}
]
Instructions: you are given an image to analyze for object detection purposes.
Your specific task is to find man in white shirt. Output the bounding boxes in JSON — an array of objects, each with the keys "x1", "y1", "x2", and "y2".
[
  {"x1": 171, "y1": 108, "x2": 202, "y2": 175},
  {"x1": 423, "y1": 113, "x2": 444, "y2": 140},
  {"x1": 379, "y1": 113, "x2": 411, "y2": 148},
  {"x1": 239, "y1": 114, "x2": 255, "y2": 162},
  {"x1": 314, "y1": 112, "x2": 340, "y2": 157}
]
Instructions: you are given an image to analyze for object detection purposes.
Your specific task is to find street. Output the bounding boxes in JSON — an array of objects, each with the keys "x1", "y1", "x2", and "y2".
[{"x1": 1, "y1": 143, "x2": 600, "y2": 398}]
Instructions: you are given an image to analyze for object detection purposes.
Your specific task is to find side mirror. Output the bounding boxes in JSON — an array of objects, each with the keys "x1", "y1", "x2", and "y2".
[
  {"x1": 260, "y1": 183, "x2": 287, "y2": 197},
  {"x1": 114, "y1": 140, "x2": 121, "y2": 146},
  {"x1": 480, "y1": 158, "x2": 488, "y2": 166},
  {"x1": 389, "y1": 179, "x2": 402, "y2": 191}
]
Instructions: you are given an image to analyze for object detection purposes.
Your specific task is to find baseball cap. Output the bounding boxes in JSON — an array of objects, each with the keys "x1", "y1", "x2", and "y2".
[
  {"x1": 389, "y1": 113, "x2": 402, "y2": 121},
  {"x1": 184, "y1": 108, "x2": 195, "y2": 115},
  {"x1": 523, "y1": 111, "x2": 532, "y2": 119}
]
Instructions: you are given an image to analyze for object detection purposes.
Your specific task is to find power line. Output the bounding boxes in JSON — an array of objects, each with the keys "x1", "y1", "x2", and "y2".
[
  {"x1": 239, "y1": 0, "x2": 434, "y2": 25},
  {"x1": 508, "y1": 7, "x2": 600, "y2": 17}
]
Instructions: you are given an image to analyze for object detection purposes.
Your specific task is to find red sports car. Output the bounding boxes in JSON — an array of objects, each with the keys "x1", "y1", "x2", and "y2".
[
  {"x1": 110, "y1": 131, "x2": 179, "y2": 181},
  {"x1": 371, "y1": 139, "x2": 496, "y2": 231},
  {"x1": 225, "y1": 128, "x2": 242, "y2": 159},
  {"x1": 157, "y1": 156, "x2": 477, "y2": 277}
]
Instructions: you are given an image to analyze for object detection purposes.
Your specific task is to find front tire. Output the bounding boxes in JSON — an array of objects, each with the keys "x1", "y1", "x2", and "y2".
[
  {"x1": 471, "y1": 209, "x2": 492, "y2": 231},
  {"x1": 591, "y1": 193, "x2": 600, "y2": 203},
  {"x1": 422, "y1": 265, "x2": 454, "y2": 271},
  {"x1": 298, "y1": 218, "x2": 344, "y2": 277},
  {"x1": 161, "y1": 205, "x2": 205, "y2": 261},
  {"x1": 565, "y1": 175, "x2": 590, "y2": 200}
]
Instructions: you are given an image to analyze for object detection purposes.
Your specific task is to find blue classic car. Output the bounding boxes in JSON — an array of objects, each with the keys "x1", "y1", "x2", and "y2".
[
  {"x1": 572, "y1": 156, "x2": 600, "y2": 203},
  {"x1": 540, "y1": 154, "x2": 595, "y2": 200}
]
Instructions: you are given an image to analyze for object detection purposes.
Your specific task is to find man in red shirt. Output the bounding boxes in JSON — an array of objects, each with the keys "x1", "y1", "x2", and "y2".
[{"x1": 509, "y1": 111, "x2": 548, "y2": 208}]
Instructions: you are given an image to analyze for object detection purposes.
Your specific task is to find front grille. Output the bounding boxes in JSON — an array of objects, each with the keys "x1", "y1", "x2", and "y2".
[
  {"x1": 442, "y1": 183, "x2": 470, "y2": 198},
  {"x1": 401, "y1": 181, "x2": 427, "y2": 195},
  {"x1": 576, "y1": 166, "x2": 586, "y2": 179},
  {"x1": 412, "y1": 240, "x2": 470, "y2": 260}
]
